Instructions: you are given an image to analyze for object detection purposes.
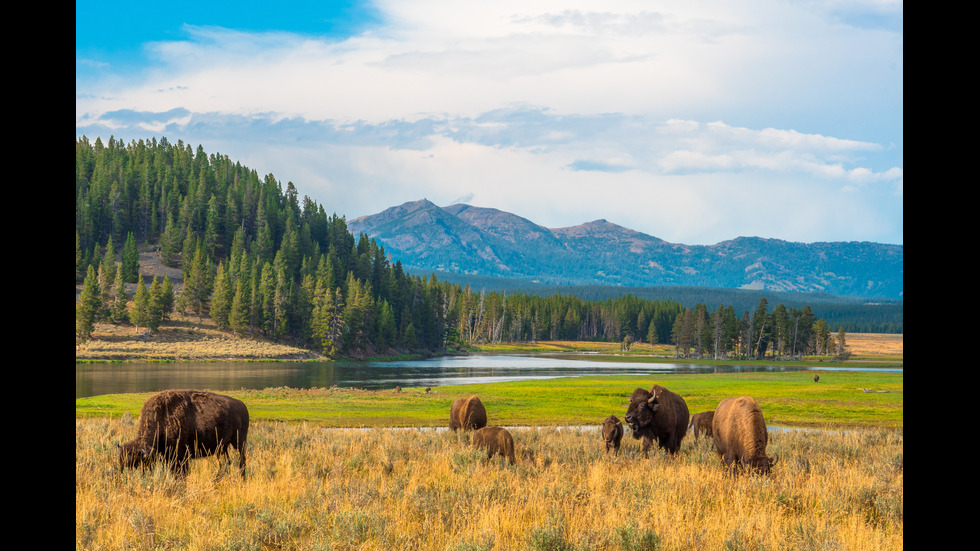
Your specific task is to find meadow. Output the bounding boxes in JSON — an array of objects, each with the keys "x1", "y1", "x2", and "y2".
[
  {"x1": 76, "y1": 418, "x2": 902, "y2": 550},
  {"x1": 76, "y1": 371, "x2": 904, "y2": 429},
  {"x1": 76, "y1": 371, "x2": 902, "y2": 549}
]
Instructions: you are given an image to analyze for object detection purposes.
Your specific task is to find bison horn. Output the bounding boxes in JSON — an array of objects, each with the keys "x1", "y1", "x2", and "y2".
[{"x1": 647, "y1": 389, "x2": 657, "y2": 404}]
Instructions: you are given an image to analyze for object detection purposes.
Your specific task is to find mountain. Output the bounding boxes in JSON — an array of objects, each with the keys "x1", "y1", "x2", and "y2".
[{"x1": 348, "y1": 200, "x2": 904, "y2": 299}]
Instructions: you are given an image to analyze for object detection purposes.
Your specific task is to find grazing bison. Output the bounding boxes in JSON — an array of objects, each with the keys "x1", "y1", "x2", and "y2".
[
  {"x1": 689, "y1": 411, "x2": 714, "y2": 438},
  {"x1": 471, "y1": 426, "x2": 516, "y2": 465},
  {"x1": 449, "y1": 395, "x2": 488, "y2": 431},
  {"x1": 813, "y1": 374, "x2": 820, "y2": 383},
  {"x1": 711, "y1": 396, "x2": 777, "y2": 475},
  {"x1": 624, "y1": 385, "x2": 689, "y2": 457},
  {"x1": 601, "y1": 414, "x2": 624, "y2": 455},
  {"x1": 118, "y1": 389, "x2": 249, "y2": 478}
]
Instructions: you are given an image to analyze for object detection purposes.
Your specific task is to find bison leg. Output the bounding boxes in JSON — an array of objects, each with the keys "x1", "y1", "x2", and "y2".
[
  {"x1": 238, "y1": 442, "x2": 247, "y2": 478},
  {"x1": 641, "y1": 436, "x2": 653, "y2": 458}
]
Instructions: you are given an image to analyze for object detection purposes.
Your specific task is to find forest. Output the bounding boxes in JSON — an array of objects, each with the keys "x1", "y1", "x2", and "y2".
[{"x1": 76, "y1": 136, "x2": 852, "y2": 360}]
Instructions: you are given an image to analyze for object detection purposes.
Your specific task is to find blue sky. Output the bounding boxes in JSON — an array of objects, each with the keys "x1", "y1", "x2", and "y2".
[{"x1": 76, "y1": 0, "x2": 903, "y2": 245}]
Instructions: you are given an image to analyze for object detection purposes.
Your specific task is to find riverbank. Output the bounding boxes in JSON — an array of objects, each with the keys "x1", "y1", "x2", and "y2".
[{"x1": 76, "y1": 312, "x2": 902, "y2": 365}]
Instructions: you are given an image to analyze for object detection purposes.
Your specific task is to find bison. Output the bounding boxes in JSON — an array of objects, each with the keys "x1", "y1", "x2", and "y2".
[
  {"x1": 449, "y1": 395, "x2": 488, "y2": 431},
  {"x1": 118, "y1": 389, "x2": 249, "y2": 478},
  {"x1": 624, "y1": 385, "x2": 689, "y2": 457},
  {"x1": 813, "y1": 374, "x2": 820, "y2": 383},
  {"x1": 471, "y1": 426, "x2": 516, "y2": 465},
  {"x1": 711, "y1": 396, "x2": 777, "y2": 475},
  {"x1": 689, "y1": 410, "x2": 714, "y2": 439},
  {"x1": 601, "y1": 414, "x2": 624, "y2": 455}
]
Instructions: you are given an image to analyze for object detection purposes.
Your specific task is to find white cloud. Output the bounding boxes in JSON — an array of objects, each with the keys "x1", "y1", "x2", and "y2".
[{"x1": 75, "y1": 0, "x2": 902, "y2": 245}]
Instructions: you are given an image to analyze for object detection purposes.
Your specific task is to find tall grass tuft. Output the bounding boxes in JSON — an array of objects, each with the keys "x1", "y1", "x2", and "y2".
[{"x1": 77, "y1": 419, "x2": 902, "y2": 550}]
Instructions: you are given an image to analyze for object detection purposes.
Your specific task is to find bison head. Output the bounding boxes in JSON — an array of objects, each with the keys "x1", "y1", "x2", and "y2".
[
  {"x1": 624, "y1": 388, "x2": 660, "y2": 438},
  {"x1": 744, "y1": 454, "x2": 778, "y2": 475},
  {"x1": 118, "y1": 441, "x2": 153, "y2": 472}
]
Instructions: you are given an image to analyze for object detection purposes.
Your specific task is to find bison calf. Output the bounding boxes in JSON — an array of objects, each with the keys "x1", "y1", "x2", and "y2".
[
  {"x1": 711, "y1": 396, "x2": 777, "y2": 475},
  {"x1": 471, "y1": 426, "x2": 516, "y2": 465},
  {"x1": 118, "y1": 389, "x2": 249, "y2": 478},
  {"x1": 689, "y1": 411, "x2": 714, "y2": 438},
  {"x1": 601, "y1": 414, "x2": 624, "y2": 455},
  {"x1": 449, "y1": 395, "x2": 488, "y2": 431}
]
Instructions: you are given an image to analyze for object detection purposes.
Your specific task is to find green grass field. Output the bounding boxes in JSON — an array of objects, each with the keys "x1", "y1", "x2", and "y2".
[{"x1": 76, "y1": 370, "x2": 903, "y2": 429}]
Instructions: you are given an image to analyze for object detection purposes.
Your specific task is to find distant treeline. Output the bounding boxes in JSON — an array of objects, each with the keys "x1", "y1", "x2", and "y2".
[
  {"x1": 75, "y1": 136, "x2": 879, "y2": 358},
  {"x1": 407, "y1": 271, "x2": 903, "y2": 334}
]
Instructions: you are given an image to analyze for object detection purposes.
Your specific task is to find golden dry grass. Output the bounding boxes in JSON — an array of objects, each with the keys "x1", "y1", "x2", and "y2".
[
  {"x1": 77, "y1": 418, "x2": 903, "y2": 550},
  {"x1": 844, "y1": 333, "x2": 903, "y2": 358},
  {"x1": 75, "y1": 315, "x2": 321, "y2": 362}
]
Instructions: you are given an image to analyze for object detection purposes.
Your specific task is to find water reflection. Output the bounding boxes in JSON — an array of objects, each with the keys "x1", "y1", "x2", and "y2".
[{"x1": 76, "y1": 354, "x2": 900, "y2": 398}]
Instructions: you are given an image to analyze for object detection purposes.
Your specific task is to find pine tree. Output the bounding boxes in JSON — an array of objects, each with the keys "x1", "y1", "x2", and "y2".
[
  {"x1": 76, "y1": 265, "x2": 100, "y2": 341},
  {"x1": 211, "y1": 261, "x2": 232, "y2": 330},
  {"x1": 229, "y1": 278, "x2": 251, "y2": 337},
  {"x1": 111, "y1": 265, "x2": 129, "y2": 324},
  {"x1": 121, "y1": 231, "x2": 140, "y2": 283},
  {"x1": 181, "y1": 244, "x2": 213, "y2": 319},
  {"x1": 160, "y1": 276, "x2": 175, "y2": 320},
  {"x1": 129, "y1": 275, "x2": 150, "y2": 334}
]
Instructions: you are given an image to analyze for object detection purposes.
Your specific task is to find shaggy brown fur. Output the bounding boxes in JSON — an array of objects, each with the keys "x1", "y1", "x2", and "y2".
[
  {"x1": 601, "y1": 414, "x2": 624, "y2": 455},
  {"x1": 624, "y1": 385, "x2": 689, "y2": 457},
  {"x1": 449, "y1": 395, "x2": 488, "y2": 431},
  {"x1": 471, "y1": 426, "x2": 516, "y2": 465},
  {"x1": 711, "y1": 396, "x2": 776, "y2": 475},
  {"x1": 689, "y1": 411, "x2": 714, "y2": 438},
  {"x1": 118, "y1": 389, "x2": 249, "y2": 478}
]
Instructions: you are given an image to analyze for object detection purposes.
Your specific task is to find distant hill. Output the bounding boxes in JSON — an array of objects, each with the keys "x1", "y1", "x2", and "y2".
[{"x1": 349, "y1": 199, "x2": 903, "y2": 300}]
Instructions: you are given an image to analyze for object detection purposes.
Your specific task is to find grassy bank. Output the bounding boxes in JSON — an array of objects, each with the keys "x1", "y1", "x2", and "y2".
[
  {"x1": 77, "y1": 418, "x2": 903, "y2": 550},
  {"x1": 76, "y1": 370, "x2": 903, "y2": 429}
]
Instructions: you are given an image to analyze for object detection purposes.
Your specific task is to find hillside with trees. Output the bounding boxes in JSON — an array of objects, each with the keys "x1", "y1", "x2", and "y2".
[{"x1": 76, "y1": 137, "x2": 856, "y2": 360}]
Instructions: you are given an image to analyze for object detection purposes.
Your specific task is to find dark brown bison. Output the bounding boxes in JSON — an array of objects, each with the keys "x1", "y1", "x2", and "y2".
[
  {"x1": 118, "y1": 389, "x2": 249, "y2": 478},
  {"x1": 624, "y1": 385, "x2": 689, "y2": 457},
  {"x1": 471, "y1": 426, "x2": 516, "y2": 465},
  {"x1": 813, "y1": 374, "x2": 820, "y2": 383},
  {"x1": 711, "y1": 396, "x2": 777, "y2": 475},
  {"x1": 449, "y1": 395, "x2": 488, "y2": 431},
  {"x1": 601, "y1": 414, "x2": 624, "y2": 455},
  {"x1": 689, "y1": 410, "x2": 714, "y2": 438}
]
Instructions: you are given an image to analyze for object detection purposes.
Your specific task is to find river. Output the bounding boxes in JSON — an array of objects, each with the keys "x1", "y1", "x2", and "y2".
[{"x1": 75, "y1": 354, "x2": 900, "y2": 399}]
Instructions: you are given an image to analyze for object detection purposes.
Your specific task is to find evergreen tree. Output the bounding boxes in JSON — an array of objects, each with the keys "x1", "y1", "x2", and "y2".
[
  {"x1": 76, "y1": 265, "x2": 100, "y2": 341},
  {"x1": 111, "y1": 265, "x2": 129, "y2": 324},
  {"x1": 229, "y1": 278, "x2": 252, "y2": 337},
  {"x1": 377, "y1": 299, "x2": 396, "y2": 352},
  {"x1": 310, "y1": 281, "x2": 338, "y2": 356},
  {"x1": 160, "y1": 215, "x2": 180, "y2": 267},
  {"x1": 834, "y1": 327, "x2": 851, "y2": 361},
  {"x1": 181, "y1": 244, "x2": 213, "y2": 319},
  {"x1": 121, "y1": 231, "x2": 140, "y2": 283},
  {"x1": 160, "y1": 276, "x2": 175, "y2": 320},
  {"x1": 211, "y1": 261, "x2": 232, "y2": 330}
]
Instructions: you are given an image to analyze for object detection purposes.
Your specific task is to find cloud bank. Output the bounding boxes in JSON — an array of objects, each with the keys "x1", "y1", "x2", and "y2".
[{"x1": 76, "y1": 0, "x2": 903, "y2": 245}]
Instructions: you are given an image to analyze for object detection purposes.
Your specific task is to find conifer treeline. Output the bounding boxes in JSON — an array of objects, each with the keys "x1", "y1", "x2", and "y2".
[{"x1": 75, "y1": 136, "x2": 841, "y2": 359}]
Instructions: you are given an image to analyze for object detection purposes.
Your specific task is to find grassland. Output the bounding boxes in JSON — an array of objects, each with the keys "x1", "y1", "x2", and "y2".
[
  {"x1": 77, "y1": 417, "x2": 903, "y2": 550},
  {"x1": 76, "y1": 327, "x2": 902, "y2": 549},
  {"x1": 76, "y1": 370, "x2": 903, "y2": 430}
]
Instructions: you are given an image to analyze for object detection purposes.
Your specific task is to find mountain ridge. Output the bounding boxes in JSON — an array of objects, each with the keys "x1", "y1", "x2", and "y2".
[{"x1": 348, "y1": 200, "x2": 903, "y2": 299}]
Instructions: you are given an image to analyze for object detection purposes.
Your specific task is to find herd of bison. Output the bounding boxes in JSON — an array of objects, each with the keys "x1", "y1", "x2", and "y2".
[{"x1": 117, "y1": 384, "x2": 780, "y2": 479}]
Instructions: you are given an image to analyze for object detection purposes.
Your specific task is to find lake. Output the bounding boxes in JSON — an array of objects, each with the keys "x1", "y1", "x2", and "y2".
[{"x1": 75, "y1": 354, "x2": 900, "y2": 399}]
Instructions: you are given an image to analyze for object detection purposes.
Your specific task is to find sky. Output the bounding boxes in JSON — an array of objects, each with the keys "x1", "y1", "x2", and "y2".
[{"x1": 76, "y1": 0, "x2": 903, "y2": 246}]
